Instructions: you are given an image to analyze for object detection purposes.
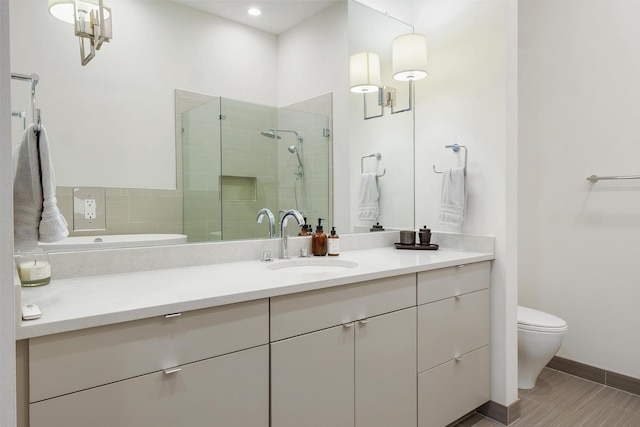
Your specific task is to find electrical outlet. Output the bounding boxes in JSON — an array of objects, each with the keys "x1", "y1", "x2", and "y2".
[
  {"x1": 73, "y1": 188, "x2": 106, "y2": 231},
  {"x1": 84, "y1": 199, "x2": 96, "y2": 219}
]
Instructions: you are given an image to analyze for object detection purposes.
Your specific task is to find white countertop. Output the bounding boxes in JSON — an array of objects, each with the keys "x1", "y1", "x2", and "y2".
[{"x1": 17, "y1": 246, "x2": 493, "y2": 340}]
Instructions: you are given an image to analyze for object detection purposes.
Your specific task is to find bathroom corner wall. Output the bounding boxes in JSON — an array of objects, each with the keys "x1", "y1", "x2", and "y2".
[
  {"x1": 409, "y1": 0, "x2": 517, "y2": 408},
  {"x1": 519, "y1": 0, "x2": 640, "y2": 381}
]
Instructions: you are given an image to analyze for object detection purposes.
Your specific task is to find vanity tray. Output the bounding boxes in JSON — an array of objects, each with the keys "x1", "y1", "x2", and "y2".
[{"x1": 394, "y1": 243, "x2": 439, "y2": 250}]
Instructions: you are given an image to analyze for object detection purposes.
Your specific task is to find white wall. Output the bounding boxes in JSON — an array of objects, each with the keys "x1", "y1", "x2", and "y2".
[
  {"x1": 519, "y1": 0, "x2": 640, "y2": 380},
  {"x1": 10, "y1": 0, "x2": 278, "y2": 189},
  {"x1": 278, "y1": 1, "x2": 350, "y2": 232},
  {"x1": 359, "y1": 0, "x2": 519, "y2": 407},
  {"x1": 0, "y1": 0, "x2": 17, "y2": 423}
]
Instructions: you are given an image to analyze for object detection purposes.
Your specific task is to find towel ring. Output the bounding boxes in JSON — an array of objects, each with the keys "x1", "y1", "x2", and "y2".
[
  {"x1": 433, "y1": 144, "x2": 467, "y2": 175},
  {"x1": 361, "y1": 153, "x2": 386, "y2": 177}
]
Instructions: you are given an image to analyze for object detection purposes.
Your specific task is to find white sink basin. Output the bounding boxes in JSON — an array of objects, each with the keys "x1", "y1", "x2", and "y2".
[{"x1": 266, "y1": 258, "x2": 359, "y2": 273}]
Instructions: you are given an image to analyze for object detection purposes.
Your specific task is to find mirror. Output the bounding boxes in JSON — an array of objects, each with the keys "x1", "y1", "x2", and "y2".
[
  {"x1": 348, "y1": 0, "x2": 415, "y2": 232},
  {"x1": 9, "y1": 0, "x2": 414, "y2": 252}
]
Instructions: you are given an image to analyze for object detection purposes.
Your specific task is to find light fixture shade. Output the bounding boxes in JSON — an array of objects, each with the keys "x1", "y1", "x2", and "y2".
[
  {"x1": 392, "y1": 33, "x2": 428, "y2": 81},
  {"x1": 350, "y1": 52, "x2": 381, "y2": 93},
  {"x1": 48, "y1": 0, "x2": 111, "y2": 24},
  {"x1": 48, "y1": 0, "x2": 75, "y2": 23}
]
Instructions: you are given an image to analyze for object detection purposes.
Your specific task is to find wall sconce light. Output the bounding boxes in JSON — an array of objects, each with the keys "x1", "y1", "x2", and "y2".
[
  {"x1": 48, "y1": 0, "x2": 112, "y2": 66},
  {"x1": 350, "y1": 52, "x2": 381, "y2": 94},
  {"x1": 351, "y1": 33, "x2": 427, "y2": 120}
]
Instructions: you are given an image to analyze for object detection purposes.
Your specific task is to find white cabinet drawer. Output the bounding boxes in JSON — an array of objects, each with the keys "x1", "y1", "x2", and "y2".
[
  {"x1": 418, "y1": 345, "x2": 490, "y2": 427},
  {"x1": 29, "y1": 298, "x2": 269, "y2": 402},
  {"x1": 30, "y1": 345, "x2": 269, "y2": 427},
  {"x1": 271, "y1": 274, "x2": 416, "y2": 341},
  {"x1": 418, "y1": 289, "x2": 490, "y2": 372},
  {"x1": 418, "y1": 261, "x2": 490, "y2": 304}
]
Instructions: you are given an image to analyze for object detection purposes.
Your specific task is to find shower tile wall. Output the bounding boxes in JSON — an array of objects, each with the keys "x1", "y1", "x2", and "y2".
[
  {"x1": 182, "y1": 98, "x2": 223, "y2": 242},
  {"x1": 278, "y1": 94, "x2": 332, "y2": 233},
  {"x1": 56, "y1": 186, "x2": 183, "y2": 236},
  {"x1": 220, "y1": 98, "x2": 279, "y2": 240}
]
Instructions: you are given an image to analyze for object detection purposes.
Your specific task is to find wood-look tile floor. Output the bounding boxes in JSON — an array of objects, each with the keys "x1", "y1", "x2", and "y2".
[{"x1": 454, "y1": 368, "x2": 640, "y2": 426}]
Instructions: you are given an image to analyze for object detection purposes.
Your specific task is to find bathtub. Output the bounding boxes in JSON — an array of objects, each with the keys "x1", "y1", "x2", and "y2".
[{"x1": 39, "y1": 234, "x2": 188, "y2": 251}]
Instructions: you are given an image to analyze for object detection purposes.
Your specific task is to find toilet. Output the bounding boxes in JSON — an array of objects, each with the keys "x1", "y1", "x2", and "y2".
[{"x1": 517, "y1": 305, "x2": 568, "y2": 389}]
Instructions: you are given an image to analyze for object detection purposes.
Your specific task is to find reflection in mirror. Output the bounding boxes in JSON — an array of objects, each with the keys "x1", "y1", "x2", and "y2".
[
  {"x1": 9, "y1": 0, "x2": 344, "y2": 252},
  {"x1": 179, "y1": 91, "x2": 332, "y2": 242},
  {"x1": 349, "y1": 0, "x2": 415, "y2": 232}
]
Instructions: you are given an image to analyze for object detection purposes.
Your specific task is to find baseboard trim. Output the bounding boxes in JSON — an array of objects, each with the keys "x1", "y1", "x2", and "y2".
[
  {"x1": 477, "y1": 398, "x2": 521, "y2": 425},
  {"x1": 548, "y1": 356, "x2": 640, "y2": 396}
]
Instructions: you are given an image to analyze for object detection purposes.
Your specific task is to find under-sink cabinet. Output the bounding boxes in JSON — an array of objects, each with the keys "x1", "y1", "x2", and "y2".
[
  {"x1": 270, "y1": 274, "x2": 417, "y2": 427},
  {"x1": 18, "y1": 259, "x2": 493, "y2": 427},
  {"x1": 417, "y1": 261, "x2": 491, "y2": 427},
  {"x1": 26, "y1": 299, "x2": 270, "y2": 427}
]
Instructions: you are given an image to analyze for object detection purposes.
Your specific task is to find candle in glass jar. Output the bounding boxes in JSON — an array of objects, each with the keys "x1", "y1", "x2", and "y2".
[{"x1": 18, "y1": 257, "x2": 51, "y2": 287}]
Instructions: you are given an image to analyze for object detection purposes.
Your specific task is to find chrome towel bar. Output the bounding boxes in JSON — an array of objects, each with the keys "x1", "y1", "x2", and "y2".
[
  {"x1": 587, "y1": 175, "x2": 640, "y2": 183},
  {"x1": 433, "y1": 143, "x2": 468, "y2": 175},
  {"x1": 361, "y1": 153, "x2": 386, "y2": 177}
]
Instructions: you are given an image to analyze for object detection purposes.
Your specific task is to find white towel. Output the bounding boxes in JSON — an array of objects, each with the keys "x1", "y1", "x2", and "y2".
[
  {"x1": 13, "y1": 125, "x2": 68, "y2": 251},
  {"x1": 439, "y1": 166, "x2": 466, "y2": 226},
  {"x1": 358, "y1": 172, "x2": 379, "y2": 221}
]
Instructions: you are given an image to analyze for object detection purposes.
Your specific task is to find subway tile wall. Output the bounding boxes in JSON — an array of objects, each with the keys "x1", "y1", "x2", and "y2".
[{"x1": 56, "y1": 186, "x2": 183, "y2": 237}]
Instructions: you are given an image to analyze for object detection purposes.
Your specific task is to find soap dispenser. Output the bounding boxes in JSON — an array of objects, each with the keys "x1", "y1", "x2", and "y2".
[
  {"x1": 298, "y1": 217, "x2": 311, "y2": 236},
  {"x1": 328, "y1": 226, "x2": 340, "y2": 256},
  {"x1": 312, "y1": 218, "x2": 327, "y2": 256}
]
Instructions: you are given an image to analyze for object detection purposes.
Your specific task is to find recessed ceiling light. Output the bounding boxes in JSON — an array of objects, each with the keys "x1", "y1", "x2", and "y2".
[{"x1": 248, "y1": 7, "x2": 262, "y2": 16}]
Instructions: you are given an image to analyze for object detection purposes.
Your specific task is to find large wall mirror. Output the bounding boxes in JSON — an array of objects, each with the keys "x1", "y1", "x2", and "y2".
[{"x1": 9, "y1": 0, "x2": 414, "y2": 252}]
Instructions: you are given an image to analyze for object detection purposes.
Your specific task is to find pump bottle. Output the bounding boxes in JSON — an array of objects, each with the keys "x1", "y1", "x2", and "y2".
[
  {"x1": 328, "y1": 226, "x2": 340, "y2": 256},
  {"x1": 311, "y1": 218, "x2": 327, "y2": 256}
]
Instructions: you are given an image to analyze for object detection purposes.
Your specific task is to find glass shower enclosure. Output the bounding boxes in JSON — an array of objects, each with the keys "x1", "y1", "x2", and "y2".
[{"x1": 182, "y1": 94, "x2": 332, "y2": 242}]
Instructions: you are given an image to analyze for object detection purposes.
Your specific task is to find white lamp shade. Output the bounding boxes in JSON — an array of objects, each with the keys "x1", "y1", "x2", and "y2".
[
  {"x1": 48, "y1": 0, "x2": 110, "y2": 24},
  {"x1": 350, "y1": 52, "x2": 381, "y2": 93},
  {"x1": 392, "y1": 33, "x2": 428, "y2": 81}
]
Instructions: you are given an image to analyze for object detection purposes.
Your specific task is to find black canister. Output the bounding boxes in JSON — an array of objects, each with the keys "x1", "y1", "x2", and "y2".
[
  {"x1": 399, "y1": 230, "x2": 416, "y2": 245},
  {"x1": 418, "y1": 226, "x2": 431, "y2": 246}
]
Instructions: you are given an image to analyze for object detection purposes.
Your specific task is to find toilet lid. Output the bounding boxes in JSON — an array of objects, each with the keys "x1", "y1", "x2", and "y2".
[{"x1": 518, "y1": 306, "x2": 567, "y2": 332}]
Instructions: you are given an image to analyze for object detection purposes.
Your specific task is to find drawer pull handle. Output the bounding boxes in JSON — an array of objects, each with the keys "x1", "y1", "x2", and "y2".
[
  {"x1": 359, "y1": 319, "x2": 369, "y2": 325},
  {"x1": 163, "y1": 367, "x2": 182, "y2": 375},
  {"x1": 343, "y1": 322, "x2": 355, "y2": 328},
  {"x1": 457, "y1": 264, "x2": 465, "y2": 268},
  {"x1": 164, "y1": 313, "x2": 182, "y2": 319},
  {"x1": 454, "y1": 293, "x2": 462, "y2": 300},
  {"x1": 454, "y1": 356, "x2": 464, "y2": 363}
]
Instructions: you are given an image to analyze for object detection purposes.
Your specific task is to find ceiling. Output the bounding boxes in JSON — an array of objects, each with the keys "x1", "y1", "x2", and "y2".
[{"x1": 170, "y1": 0, "x2": 341, "y2": 35}]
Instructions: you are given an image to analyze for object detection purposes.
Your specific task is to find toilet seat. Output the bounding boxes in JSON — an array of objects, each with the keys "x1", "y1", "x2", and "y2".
[{"x1": 518, "y1": 306, "x2": 568, "y2": 333}]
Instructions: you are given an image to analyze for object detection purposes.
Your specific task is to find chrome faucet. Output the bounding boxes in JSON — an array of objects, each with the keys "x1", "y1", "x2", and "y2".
[
  {"x1": 280, "y1": 209, "x2": 305, "y2": 259},
  {"x1": 256, "y1": 208, "x2": 276, "y2": 238}
]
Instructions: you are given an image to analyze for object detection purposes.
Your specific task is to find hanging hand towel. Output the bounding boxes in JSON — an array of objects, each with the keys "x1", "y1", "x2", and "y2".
[
  {"x1": 13, "y1": 125, "x2": 43, "y2": 250},
  {"x1": 358, "y1": 172, "x2": 379, "y2": 221},
  {"x1": 439, "y1": 166, "x2": 466, "y2": 226},
  {"x1": 13, "y1": 124, "x2": 68, "y2": 251},
  {"x1": 36, "y1": 126, "x2": 68, "y2": 243}
]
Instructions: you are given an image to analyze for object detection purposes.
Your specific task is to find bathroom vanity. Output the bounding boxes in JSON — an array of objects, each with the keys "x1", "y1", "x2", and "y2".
[{"x1": 16, "y1": 237, "x2": 493, "y2": 427}]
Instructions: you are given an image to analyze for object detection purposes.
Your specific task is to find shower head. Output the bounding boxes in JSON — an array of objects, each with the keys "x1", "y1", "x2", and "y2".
[
  {"x1": 288, "y1": 145, "x2": 303, "y2": 177},
  {"x1": 260, "y1": 128, "x2": 303, "y2": 143},
  {"x1": 260, "y1": 129, "x2": 281, "y2": 139}
]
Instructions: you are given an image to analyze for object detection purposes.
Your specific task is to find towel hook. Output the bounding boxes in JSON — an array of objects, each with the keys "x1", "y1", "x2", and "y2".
[
  {"x1": 433, "y1": 144, "x2": 467, "y2": 175},
  {"x1": 361, "y1": 153, "x2": 386, "y2": 177}
]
